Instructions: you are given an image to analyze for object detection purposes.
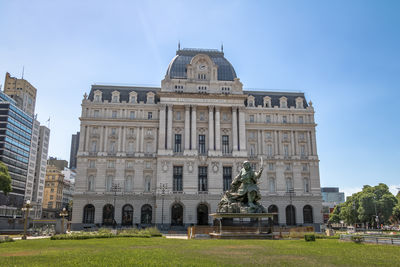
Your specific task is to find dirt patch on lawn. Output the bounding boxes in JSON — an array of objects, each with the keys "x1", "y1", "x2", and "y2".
[{"x1": 1, "y1": 251, "x2": 41, "y2": 257}]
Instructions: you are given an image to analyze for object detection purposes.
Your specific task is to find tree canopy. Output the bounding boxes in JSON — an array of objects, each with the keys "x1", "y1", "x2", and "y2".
[
  {"x1": 0, "y1": 161, "x2": 12, "y2": 195},
  {"x1": 329, "y1": 183, "x2": 398, "y2": 226}
]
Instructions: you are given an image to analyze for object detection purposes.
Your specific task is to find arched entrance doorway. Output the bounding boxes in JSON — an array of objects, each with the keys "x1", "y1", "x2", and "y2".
[
  {"x1": 103, "y1": 204, "x2": 114, "y2": 226},
  {"x1": 171, "y1": 203, "x2": 183, "y2": 226},
  {"x1": 141, "y1": 205, "x2": 152, "y2": 225},
  {"x1": 268, "y1": 205, "x2": 279, "y2": 225},
  {"x1": 83, "y1": 204, "x2": 95, "y2": 224},
  {"x1": 303, "y1": 205, "x2": 313, "y2": 224},
  {"x1": 122, "y1": 204, "x2": 133, "y2": 226},
  {"x1": 286, "y1": 205, "x2": 296, "y2": 226},
  {"x1": 197, "y1": 204, "x2": 209, "y2": 225}
]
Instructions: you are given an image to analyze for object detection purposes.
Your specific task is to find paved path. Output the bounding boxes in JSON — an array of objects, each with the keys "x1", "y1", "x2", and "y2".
[
  {"x1": 164, "y1": 234, "x2": 188, "y2": 239},
  {"x1": 13, "y1": 236, "x2": 51, "y2": 240}
]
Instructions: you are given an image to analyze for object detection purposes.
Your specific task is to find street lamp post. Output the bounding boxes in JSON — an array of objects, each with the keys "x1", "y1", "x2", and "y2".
[
  {"x1": 59, "y1": 208, "x2": 68, "y2": 234},
  {"x1": 111, "y1": 183, "x2": 121, "y2": 229},
  {"x1": 159, "y1": 183, "x2": 167, "y2": 230},
  {"x1": 21, "y1": 200, "x2": 32, "y2": 240}
]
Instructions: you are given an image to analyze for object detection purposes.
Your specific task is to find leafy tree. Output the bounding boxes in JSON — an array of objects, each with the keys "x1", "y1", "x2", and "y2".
[
  {"x1": 0, "y1": 162, "x2": 12, "y2": 195},
  {"x1": 329, "y1": 204, "x2": 342, "y2": 223},
  {"x1": 392, "y1": 192, "x2": 400, "y2": 223}
]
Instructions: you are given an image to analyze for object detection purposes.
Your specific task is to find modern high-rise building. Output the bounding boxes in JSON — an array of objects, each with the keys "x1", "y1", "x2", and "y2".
[
  {"x1": 0, "y1": 91, "x2": 33, "y2": 217},
  {"x1": 69, "y1": 132, "x2": 80, "y2": 169},
  {"x1": 4, "y1": 72, "x2": 37, "y2": 116},
  {"x1": 72, "y1": 47, "x2": 323, "y2": 230}
]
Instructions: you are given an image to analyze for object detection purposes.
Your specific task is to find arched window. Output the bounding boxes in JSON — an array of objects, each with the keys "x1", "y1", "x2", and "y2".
[
  {"x1": 88, "y1": 175, "x2": 95, "y2": 191},
  {"x1": 286, "y1": 205, "x2": 296, "y2": 226},
  {"x1": 303, "y1": 205, "x2": 313, "y2": 224},
  {"x1": 141, "y1": 204, "x2": 152, "y2": 224},
  {"x1": 171, "y1": 203, "x2": 183, "y2": 226},
  {"x1": 83, "y1": 204, "x2": 95, "y2": 224},
  {"x1": 269, "y1": 177, "x2": 276, "y2": 193},
  {"x1": 122, "y1": 204, "x2": 133, "y2": 226},
  {"x1": 102, "y1": 204, "x2": 114, "y2": 226},
  {"x1": 197, "y1": 204, "x2": 209, "y2": 225},
  {"x1": 268, "y1": 205, "x2": 279, "y2": 225}
]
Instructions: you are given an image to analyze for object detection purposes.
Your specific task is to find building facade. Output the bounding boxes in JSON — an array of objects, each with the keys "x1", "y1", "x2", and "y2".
[
  {"x1": 71, "y1": 48, "x2": 323, "y2": 230},
  {"x1": 4, "y1": 72, "x2": 37, "y2": 116},
  {"x1": 42, "y1": 165, "x2": 65, "y2": 218},
  {"x1": 0, "y1": 91, "x2": 33, "y2": 217},
  {"x1": 69, "y1": 132, "x2": 80, "y2": 169}
]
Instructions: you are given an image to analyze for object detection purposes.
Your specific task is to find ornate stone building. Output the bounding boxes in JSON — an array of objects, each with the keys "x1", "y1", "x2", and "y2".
[{"x1": 71, "y1": 48, "x2": 323, "y2": 230}]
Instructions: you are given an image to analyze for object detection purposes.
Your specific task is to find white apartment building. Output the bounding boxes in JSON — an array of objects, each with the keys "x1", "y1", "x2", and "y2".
[{"x1": 71, "y1": 48, "x2": 323, "y2": 230}]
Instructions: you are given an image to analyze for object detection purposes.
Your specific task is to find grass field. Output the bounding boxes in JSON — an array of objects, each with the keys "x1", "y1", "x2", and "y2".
[{"x1": 1, "y1": 237, "x2": 399, "y2": 266}]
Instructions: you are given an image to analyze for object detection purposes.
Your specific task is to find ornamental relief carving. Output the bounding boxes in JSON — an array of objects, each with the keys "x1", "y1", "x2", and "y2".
[
  {"x1": 212, "y1": 162, "x2": 219, "y2": 173},
  {"x1": 162, "y1": 161, "x2": 169, "y2": 173},
  {"x1": 187, "y1": 161, "x2": 194, "y2": 173}
]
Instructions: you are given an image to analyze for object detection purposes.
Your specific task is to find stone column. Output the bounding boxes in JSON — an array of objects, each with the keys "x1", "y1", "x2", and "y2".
[
  {"x1": 140, "y1": 127, "x2": 144, "y2": 152},
  {"x1": 274, "y1": 130, "x2": 279, "y2": 155},
  {"x1": 122, "y1": 127, "x2": 126, "y2": 152},
  {"x1": 158, "y1": 104, "x2": 166, "y2": 150},
  {"x1": 311, "y1": 130, "x2": 317, "y2": 155},
  {"x1": 259, "y1": 130, "x2": 263, "y2": 156},
  {"x1": 208, "y1": 106, "x2": 214, "y2": 151},
  {"x1": 215, "y1": 107, "x2": 221, "y2": 151},
  {"x1": 103, "y1": 127, "x2": 108, "y2": 152},
  {"x1": 99, "y1": 126, "x2": 104, "y2": 152},
  {"x1": 136, "y1": 127, "x2": 140, "y2": 153},
  {"x1": 167, "y1": 105, "x2": 173, "y2": 150},
  {"x1": 184, "y1": 105, "x2": 190, "y2": 151},
  {"x1": 191, "y1": 106, "x2": 197, "y2": 150},
  {"x1": 84, "y1": 126, "x2": 90, "y2": 152},
  {"x1": 307, "y1": 131, "x2": 312, "y2": 156},
  {"x1": 238, "y1": 107, "x2": 246, "y2": 151},
  {"x1": 118, "y1": 127, "x2": 122, "y2": 152},
  {"x1": 232, "y1": 107, "x2": 238, "y2": 151},
  {"x1": 78, "y1": 125, "x2": 86, "y2": 152},
  {"x1": 291, "y1": 131, "x2": 295, "y2": 156},
  {"x1": 294, "y1": 131, "x2": 298, "y2": 156}
]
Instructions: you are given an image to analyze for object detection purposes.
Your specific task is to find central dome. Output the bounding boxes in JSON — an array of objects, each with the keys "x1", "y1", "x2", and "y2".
[{"x1": 166, "y1": 48, "x2": 237, "y2": 81}]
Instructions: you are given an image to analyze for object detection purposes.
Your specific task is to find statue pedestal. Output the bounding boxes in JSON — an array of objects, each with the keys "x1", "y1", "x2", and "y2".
[{"x1": 209, "y1": 213, "x2": 277, "y2": 239}]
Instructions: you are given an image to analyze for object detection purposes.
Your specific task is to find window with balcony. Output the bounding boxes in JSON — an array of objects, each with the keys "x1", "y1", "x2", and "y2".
[
  {"x1": 112, "y1": 110, "x2": 117, "y2": 118},
  {"x1": 266, "y1": 144, "x2": 273, "y2": 156},
  {"x1": 304, "y1": 178, "x2": 310, "y2": 193},
  {"x1": 269, "y1": 177, "x2": 276, "y2": 193},
  {"x1": 125, "y1": 176, "x2": 133, "y2": 191},
  {"x1": 223, "y1": 167, "x2": 232, "y2": 191},
  {"x1": 222, "y1": 135, "x2": 229, "y2": 154},
  {"x1": 127, "y1": 142, "x2": 135, "y2": 154},
  {"x1": 109, "y1": 141, "x2": 116, "y2": 153},
  {"x1": 300, "y1": 145, "x2": 306, "y2": 156},
  {"x1": 173, "y1": 166, "x2": 183, "y2": 192},
  {"x1": 130, "y1": 111, "x2": 136, "y2": 119},
  {"x1": 298, "y1": 116, "x2": 304, "y2": 124},
  {"x1": 199, "y1": 135, "x2": 206, "y2": 154},
  {"x1": 286, "y1": 177, "x2": 293, "y2": 192},
  {"x1": 90, "y1": 141, "x2": 97, "y2": 152},
  {"x1": 265, "y1": 115, "x2": 271, "y2": 123},
  {"x1": 282, "y1": 116, "x2": 287, "y2": 123},
  {"x1": 148, "y1": 112, "x2": 152, "y2": 119},
  {"x1": 249, "y1": 115, "x2": 255, "y2": 122},
  {"x1": 106, "y1": 176, "x2": 113, "y2": 191},
  {"x1": 174, "y1": 134, "x2": 182, "y2": 153},
  {"x1": 284, "y1": 145, "x2": 289, "y2": 157},
  {"x1": 144, "y1": 176, "x2": 151, "y2": 192},
  {"x1": 198, "y1": 166, "x2": 208, "y2": 192},
  {"x1": 88, "y1": 175, "x2": 95, "y2": 191}
]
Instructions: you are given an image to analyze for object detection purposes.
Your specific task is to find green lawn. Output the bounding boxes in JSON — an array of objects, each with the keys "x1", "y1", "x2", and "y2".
[{"x1": 1, "y1": 237, "x2": 399, "y2": 266}]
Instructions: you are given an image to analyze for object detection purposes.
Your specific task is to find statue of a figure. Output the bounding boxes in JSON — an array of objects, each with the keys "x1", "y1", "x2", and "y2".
[{"x1": 217, "y1": 161, "x2": 266, "y2": 213}]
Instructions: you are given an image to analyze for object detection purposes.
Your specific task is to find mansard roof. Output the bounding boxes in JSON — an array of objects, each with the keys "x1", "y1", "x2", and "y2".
[
  {"x1": 166, "y1": 48, "x2": 237, "y2": 81},
  {"x1": 243, "y1": 90, "x2": 308, "y2": 108},
  {"x1": 88, "y1": 85, "x2": 160, "y2": 103}
]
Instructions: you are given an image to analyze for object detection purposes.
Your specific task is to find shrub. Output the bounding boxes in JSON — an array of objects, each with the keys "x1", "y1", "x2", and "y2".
[
  {"x1": 0, "y1": 236, "x2": 14, "y2": 244},
  {"x1": 140, "y1": 227, "x2": 162, "y2": 237},
  {"x1": 304, "y1": 234, "x2": 316, "y2": 242},
  {"x1": 350, "y1": 236, "x2": 364, "y2": 243}
]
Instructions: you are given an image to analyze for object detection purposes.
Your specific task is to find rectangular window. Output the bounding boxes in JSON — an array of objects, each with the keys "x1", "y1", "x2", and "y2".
[
  {"x1": 268, "y1": 163, "x2": 274, "y2": 171},
  {"x1": 89, "y1": 160, "x2": 95, "y2": 168},
  {"x1": 173, "y1": 166, "x2": 183, "y2": 192},
  {"x1": 284, "y1": 145, "x2": 289, "y2": 157},
  {"x1": 174, "y1": 134, "x2": 182, "y2": 153},
  {"x1": 130, "y1": 111, "x2": 135, "y2": 119},
  {"x1": 265, "y1": 115, "x2": 271, "y2": 123},
  {"x1": 106, "y1": 176, "x2": 113, "y2": 191},
  {"x1": 249, "y1": 115, "x2": 254, "y2": 122},
  {"x1": 223, "y1": 167, "x2": 232, "y2": 191},
  {"x1": 267, "y1": 144, "x2": 273, "y2": 156},
  {"x1": 300, "y1": 145, "x2": 306, "y2": 156},
  {"x1": 176, "y1": 111, "x2": 181, "y2": 120},
  {"x1": 198, "y1": 166, "x2": 208, "y2": 192},
  {"x1": 199, "y1": 135, "x2": 206, "y2": 154},
  {"x1": 222, "y1": 135, "x2": 229, "y2": 154},
  {"x1": 298, "y1": 116, "x2": 304, "y2": 124},
  {"x1": 94, "y1": 110, "x2": 99, "y2": 117},
  {"x1": 282, "y1": 116, "x2": 287, "y2": 123},
  {"x1": 112, "y1": 110, "x2": 117, "y2": 118},
  {"x1": 148, "y1": 112, "x2": 152, "y2": 119}
]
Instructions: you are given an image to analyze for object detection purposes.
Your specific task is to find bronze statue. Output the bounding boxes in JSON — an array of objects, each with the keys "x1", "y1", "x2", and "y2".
[{"x1": 217, "y1": 160, "x2": 266, "y2": 213}]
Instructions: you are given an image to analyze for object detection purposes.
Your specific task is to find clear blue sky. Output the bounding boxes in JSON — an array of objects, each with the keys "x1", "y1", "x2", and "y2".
[{"x1": 1, "y1": 0, "x2": 399, "y2": 196}]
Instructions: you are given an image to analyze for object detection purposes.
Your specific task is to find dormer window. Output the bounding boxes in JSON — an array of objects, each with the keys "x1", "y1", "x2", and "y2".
[
  {"x1": 248, "y1": 95, "x2": 255, "y2": 107},
  {"x1": 111, "y1": 91, "x2": 120, "y2": 103},
  {"x1": 129, "y1": 91, "x2": 137, "y2": 104},
  {"x1": 94, "y1": 90, "x2": 102, "y2": 102},
  {"x1": 263, "y1": 96, "x2": 271, "y2": 108},
  {"x1": 296, "y1": 97, "x2": 304, "y2": 109},
  {"x1": 280, "y1": 97, "x2": 288, "y2": 108},
  {"x1": 146, "y1": 92, "x2": 155, "y2": 104}
]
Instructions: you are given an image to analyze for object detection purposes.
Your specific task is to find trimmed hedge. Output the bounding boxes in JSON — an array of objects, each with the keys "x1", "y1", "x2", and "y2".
[
  {"x1": 304, "y1": 234, "x2": 316, "y2": 242},
  {"x1": 51, "y1": 227, "x2": 162, "y2": 240},
  {"x1": 0, "y1": 237, "x2": 14, "y2": 244},
  {"x1": 350, "y1": 236, "x2": 364, "y2": 243}
]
